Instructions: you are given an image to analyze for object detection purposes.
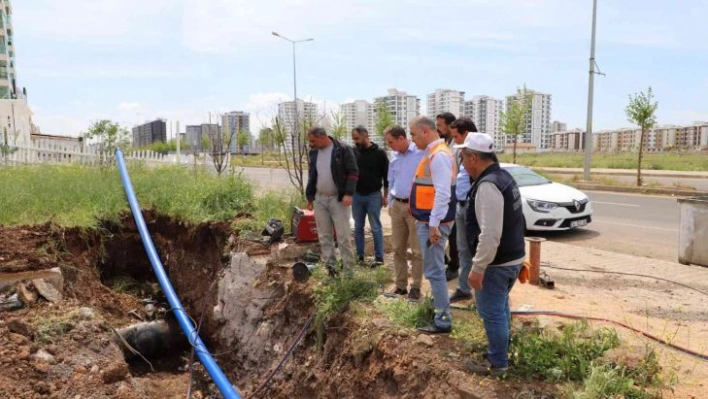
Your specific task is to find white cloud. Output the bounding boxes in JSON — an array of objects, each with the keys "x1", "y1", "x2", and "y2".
[{"x1": 118, "y1": 102, "x2": 141, "y2": 111}]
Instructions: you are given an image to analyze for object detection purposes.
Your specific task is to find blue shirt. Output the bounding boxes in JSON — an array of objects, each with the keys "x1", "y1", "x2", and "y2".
[
  {"x1": 426, "y1": 139, "x2": 454, "y2": 227},
  {"x1": 388, "y1": 142, "x2": 425, "y2": 204},
  {"x1": 455, "y1": 151, "x2": 472, "y2": 200}
]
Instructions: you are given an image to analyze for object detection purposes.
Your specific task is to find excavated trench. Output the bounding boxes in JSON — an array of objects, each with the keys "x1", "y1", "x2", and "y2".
[{"x1": 1, "y1": 213, "x2": 551, "y2": 398}]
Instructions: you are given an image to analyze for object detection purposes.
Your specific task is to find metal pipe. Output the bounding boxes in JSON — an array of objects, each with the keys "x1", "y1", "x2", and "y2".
[
  {"x1": 583, "y1": 0, "x2": 598, "y2": 181},
  {"x1": 115, "y1": 149, "x2": 241, "y2": 399},
  {"x1": 525, "y1": 237, "x2": 547, "y2": 285}
]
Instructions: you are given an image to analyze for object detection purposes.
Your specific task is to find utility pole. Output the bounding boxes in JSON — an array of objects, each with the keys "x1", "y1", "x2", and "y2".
[{"x1": 583, "y1": 0, "x2": 600, "y2": 181}]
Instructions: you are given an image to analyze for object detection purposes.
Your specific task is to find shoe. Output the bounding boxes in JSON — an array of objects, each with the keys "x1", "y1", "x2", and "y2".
[
  {"x1": 357, "y1": 256, "x2": 365, "y2": 264},
  {"x1": 407, "y1": 288, "x2": 421, "y2": 301},
  {"x1": 465, "y1": 359, "x2": 508, "y2": 378},
  {"x1": 417, "y1": 323, "x2": 451, "y2": 334},
  {"x1": 372, "y1": 257, "x2": 384, "y2": 267},
  {"x1": 449, "y1": 289, "x2": 473, "y2": 303},
  {"x1": 445, "y1": 268, "x2": 459, "y2": 282},
  {"x1": 391, "y1": 287, "x2": 408, "y2": 296}
]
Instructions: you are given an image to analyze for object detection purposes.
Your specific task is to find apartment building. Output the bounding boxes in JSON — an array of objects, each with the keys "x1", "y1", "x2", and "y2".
[
  {"x1": 505, "y1": 89, "x2": 552, "y2": 149},
  {"x1": 464, "y1": 95, "x2": 504, "y2": 150},
  {"x1": 0, "y1": 0, "x2": 18, "y2": 100},
  {"x1": 427, "y1": 89, "x2": 465, "y2": 118},
  {"x1": 373, "y1": 88, "x2": 420, "y2": 129},
  {"x1": 340, "y1": 100, "x2": 375, "y2": 145},
  {"x1": 222, "y1": 111, "x2": 252, "y2": 154},
  {"x1": 548, "y1": 129, "x2": 586, "y2": 152},
  {"x1": 592, "y1": 122, "x2": 708, "y2": 152},
  {"x1": 277, "y1": 99, "x2": 318, "y2": 152},
  {"x1": 132, "y1": 119, "x2": 167, "y2": 148},
  {"x1": 551, "y1": 121, "x2": 567, "y2": 133}
]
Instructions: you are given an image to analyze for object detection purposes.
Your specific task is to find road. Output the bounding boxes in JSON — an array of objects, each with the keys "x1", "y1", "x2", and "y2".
[{"x1": 239, "y1": 167, "x2": 682, "y2": 262}]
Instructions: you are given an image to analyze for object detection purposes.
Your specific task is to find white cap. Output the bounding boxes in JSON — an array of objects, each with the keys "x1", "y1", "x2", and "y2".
[{"x1": 453, "y1": 132, "x2": 495, "y2": 153}]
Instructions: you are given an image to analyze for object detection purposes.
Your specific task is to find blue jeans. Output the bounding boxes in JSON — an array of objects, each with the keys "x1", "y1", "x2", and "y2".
[
  {"x1": 475, "y1": 264, "x2": 522, "y2": 368},
  {"x1": 455, "y1": 204, "x2": 473, "y2": 295},
  {"x1": 352, "y1": 192, "x2": 384, "y2": 259},
  {"x1": 416, "y1": 222, "x2": 452, "y2": 329}
]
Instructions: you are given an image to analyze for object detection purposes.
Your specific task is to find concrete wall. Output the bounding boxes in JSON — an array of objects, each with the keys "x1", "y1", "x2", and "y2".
[{"x1": 0, "y1": 99, "x2": 33, "y2": 146}]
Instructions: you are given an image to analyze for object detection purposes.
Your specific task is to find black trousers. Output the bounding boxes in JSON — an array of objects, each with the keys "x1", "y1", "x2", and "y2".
[{"x1": 446, "y1": 223, "x2": 459, "y2": 272}]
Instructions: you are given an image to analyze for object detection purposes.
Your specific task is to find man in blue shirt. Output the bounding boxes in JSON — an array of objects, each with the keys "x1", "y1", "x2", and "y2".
[
  {"x1": 385, "y1": 125, "x2": 425, "y2": 300},
  {"x1": 447, "y1": 117, "x2": 479, "y2": 303}
]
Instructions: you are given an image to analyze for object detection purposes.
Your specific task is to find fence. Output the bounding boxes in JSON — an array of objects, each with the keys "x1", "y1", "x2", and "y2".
[{"x1": 2, "y1": 142, "x2": 217, "y2": 168}]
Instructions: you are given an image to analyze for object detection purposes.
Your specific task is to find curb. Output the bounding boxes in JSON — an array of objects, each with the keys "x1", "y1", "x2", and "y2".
[
  {"x1": 568, "y1": 183, "x2": 708, "y2": 197},
  {"x1": 535, "y1": 167, "x2": 708, "y2": 179}
]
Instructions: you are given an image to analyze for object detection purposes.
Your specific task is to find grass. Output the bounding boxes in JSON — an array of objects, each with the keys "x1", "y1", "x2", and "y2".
[
  {"x1": 373, "y1": 295, "x2": 435, "y2": 328},
  {"x1": 33, "y1": 310, "x2": 81, "y2": 344},
  {"x1": 311, "y1": 266, "x2": 391, "y2": 347},
  {"x1": 499, "y1": 151, "x2": 708, "y2": 172},
  {"x1": 0, "y1": 164, "x2": 258, "y2": 227}
]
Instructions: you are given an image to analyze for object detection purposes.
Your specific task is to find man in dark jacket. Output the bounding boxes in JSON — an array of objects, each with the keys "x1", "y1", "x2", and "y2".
[
  {"x1": 454, "y1": 132, "x2": 525, "y2": 377},
  {"x1": 351, "y1": 126, "x2": 389, "y2": 265},
  {"x1": 306, "y1": 125, "x2": 359, "y2": 276}
]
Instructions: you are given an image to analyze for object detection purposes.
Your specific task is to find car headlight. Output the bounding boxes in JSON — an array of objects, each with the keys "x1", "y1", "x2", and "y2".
[{"x1": 527, "y1": 199, "x2": 558, "y2": 213}]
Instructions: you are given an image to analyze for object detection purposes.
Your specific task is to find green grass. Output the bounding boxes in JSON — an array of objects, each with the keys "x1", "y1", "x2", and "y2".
[
  {"x1": 499, "y1": 151, "x2": 708, "y2": 171},
  {"x1": 33, "y1": 310, "x2": 81, "y2": 344},
  {"x1": 0, "y1": 164, "x2": 255, "y2": 227},
  {"x1": 373, "y1": 295, "x2": 435, "y2": 328}
]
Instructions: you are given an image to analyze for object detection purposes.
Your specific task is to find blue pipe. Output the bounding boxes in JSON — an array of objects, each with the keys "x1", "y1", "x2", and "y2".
[{"x1": 115, "y1": 149, "x2": 241, "y2": 399}]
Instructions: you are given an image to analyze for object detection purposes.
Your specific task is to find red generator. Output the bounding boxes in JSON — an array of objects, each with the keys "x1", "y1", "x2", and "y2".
[{"x1": 291, "y1": 207, "x2": 337, "y2": 243}]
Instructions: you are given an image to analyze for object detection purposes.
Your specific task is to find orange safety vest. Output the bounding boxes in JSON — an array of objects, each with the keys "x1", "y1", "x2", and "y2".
[{"x1": 409, "y1": 140, "x2": 457, "y2": 223}]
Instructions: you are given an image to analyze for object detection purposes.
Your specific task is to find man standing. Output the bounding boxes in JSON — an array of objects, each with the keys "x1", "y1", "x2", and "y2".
[
  {"x1": 351, "y1": 126, "x2": 389, "y2": 265},
  {"x1": 305, "y1": 125, "x2": 359, "y2": 277},
  {"x1": 409, "y1": 116, "x2": 456, "y2": 334},
  {"x1": 454, "y1": 133, "x2": 525, "y2": 376},
  {"x1": 447, "y1": 117, "x2": 479, "y2": 303},
  {"x1": 384, "y1": 125, "x2": 425, "y2": 301},
  {"x1": 436, "y1": 112, "x2": 460, "y2": 281}
]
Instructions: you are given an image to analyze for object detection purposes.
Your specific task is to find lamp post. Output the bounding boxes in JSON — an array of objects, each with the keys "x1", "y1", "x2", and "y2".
[
  {"x1": 583, "y1": 0, "x2": 600, "y2": 181},
  {"x1": 272, "y1": 32, "x2": 313, "y2": 144}
]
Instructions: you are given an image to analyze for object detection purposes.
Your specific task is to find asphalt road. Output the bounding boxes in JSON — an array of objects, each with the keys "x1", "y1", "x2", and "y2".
[
  {"x1": 531, "y1": 191, "x2": 680, "y2": 262},
  {"x1": 239, "y1": 167, "x2": 683, "y2": 262}
]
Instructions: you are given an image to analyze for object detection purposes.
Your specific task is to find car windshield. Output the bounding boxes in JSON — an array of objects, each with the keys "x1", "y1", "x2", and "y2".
[{"x1": 503, "y1": 166, "x2": 551, "y2": 187}]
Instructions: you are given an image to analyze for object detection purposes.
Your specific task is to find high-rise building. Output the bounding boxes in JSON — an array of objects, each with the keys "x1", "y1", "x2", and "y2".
[
  {"x1": 277, "y1": 99, "x2": 318, "y2": 151},
  {"x1": 222, "y1": 111, "x2": 251, "y2": 154},
  {"x1": 340, "y1": 100, "x2": 375, "y2": 145},
  {"x1": 464, "y1": 95, "x2": 504, "y2": 150},
  {"x1": 551, "y1": 121, "x2": 567, "y2": 133},
  {"x1": 132, "y1": 119, "x2": 167, "y2": 148},
  {"x1": 427, "y1": 89, "x2": 465, "y2": 118},
  {"x1": 0, "y1": 0, "x2": 18, "y2": 100},
  {"x1": 505, "y1": 89, "x2": 552, "y2": 149},
  {"x1": 373, "y1": 88, "x2": 420, "y2": 131},
  {"x1": 185, "y1": 123, "x2": 220, "y2": 152}
]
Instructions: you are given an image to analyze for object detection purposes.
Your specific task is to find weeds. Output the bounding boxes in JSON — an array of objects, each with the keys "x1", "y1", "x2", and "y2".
[
  {"x1": 510, "y1": 320, "x2": 620, "y2": 382},
  {"x1": 312, "y1": 266, "x2": 390, "y2": 347},
  {"x1": 565, "y1": 364, "x2": 658, "y2": 399},
  {"x1": 374, "y1": 294, "x2": 435, "y2": 328},
  {"x1": 33, "y1": 310, "x2": 81, "y2": 344},
  {"x1": 500, "y1": 151, "x2": 708, "y2": 171}
]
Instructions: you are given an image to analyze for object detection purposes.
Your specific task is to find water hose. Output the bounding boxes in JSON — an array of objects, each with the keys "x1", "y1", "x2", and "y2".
[{"x1": 115, "y1": 149, "x2": 241, "y2": 399}]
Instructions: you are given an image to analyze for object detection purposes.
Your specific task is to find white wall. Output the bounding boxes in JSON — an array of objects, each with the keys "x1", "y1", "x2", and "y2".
[{"x1": 0, "y1": 99, "x2": 33, "y2": 146}]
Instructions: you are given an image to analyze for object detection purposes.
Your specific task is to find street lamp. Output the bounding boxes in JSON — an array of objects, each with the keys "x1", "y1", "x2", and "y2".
[
  {"x1": 272, "y1": 32, "x2": 314, "y2": 144},
  {"x1": 583, "y1": 0, "x2": 604, "y2": 181}
]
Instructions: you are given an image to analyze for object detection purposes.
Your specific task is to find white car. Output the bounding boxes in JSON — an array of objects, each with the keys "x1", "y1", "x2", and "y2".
[{"x1": 500, "y1": 163, "x2": 593, "y2": 231}]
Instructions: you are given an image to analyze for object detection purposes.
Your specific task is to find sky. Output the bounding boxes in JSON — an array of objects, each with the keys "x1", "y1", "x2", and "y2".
[{"x1": 13, "y1": 0, "x2": 708, "y2": 138}]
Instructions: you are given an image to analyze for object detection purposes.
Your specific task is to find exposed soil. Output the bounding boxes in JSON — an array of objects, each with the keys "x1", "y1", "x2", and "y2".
[{"x1": 1, "y1": 213, "x2": 701, "y2": 398}]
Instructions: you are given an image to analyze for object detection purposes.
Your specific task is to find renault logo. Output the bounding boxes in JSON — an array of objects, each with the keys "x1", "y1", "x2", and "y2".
[{"x1": 573, "y1": 200, "x2": 581, "y2": 211}]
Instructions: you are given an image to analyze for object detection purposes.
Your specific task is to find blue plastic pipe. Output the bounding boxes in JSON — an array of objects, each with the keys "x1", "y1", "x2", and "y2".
[{"x1": 115, "y1": 149, "x2": 241, "y2": 399}]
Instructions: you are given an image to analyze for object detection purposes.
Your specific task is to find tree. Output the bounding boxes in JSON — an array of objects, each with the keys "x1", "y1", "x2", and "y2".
[
  {"x1": 500, "y1": 86, "x2": 533, "y2": 164},
  {"x1": 374, "y1": 102, "x2": 394, "y2": 147},
  {"x1": 258, "y1": 127, "x2": 275, "y2": 152},
  {"x1": 206, "y1": 120, "x2": 234, "y2": 176},
  {"x1": 625, "y1": 86, "x2": 658, "y2": 187},
  {"x1": 83, "y1": 119, "x2": 131, "y2": 167},
  {"x1": 1, "y1": 126, "x2": 18, "y2": 164},
  {"x1": 329, "y1": 110, "x2": 348, "y2": 140},
  {"x1": 237, "y1": 129, "x2": 250, "y2": 156}
]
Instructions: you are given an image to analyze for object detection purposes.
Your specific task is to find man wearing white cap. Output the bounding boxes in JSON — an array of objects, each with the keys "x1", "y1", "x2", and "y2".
[{"x1": 454, "y1": 133, "x2": 525, "y2": 377}]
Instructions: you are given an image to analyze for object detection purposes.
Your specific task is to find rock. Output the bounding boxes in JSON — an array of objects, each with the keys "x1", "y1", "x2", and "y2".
[
  {"x1": 415, "y1": 334, "x2": 434, "y2": 347},
  {"x1": 33, "y1": 361, "x2": 51, "y2": 373},
  {"x1": 34, "y1": 349, "x2": 56, "y2": 364},
  {"x1": 90, "y1": 365, "x2": 100, "y2": 374},
  {"x1": 7, "y1": 319, "x2": 32, "y2": 336},
  {"x1": 8, "y1": 332, "x2": 28, "y2": 345},
  {"x1": 17, "y1": 346, "x2": 31, "y2": 360},
  {"x1": 16, "y1": 282, "x2": 37, "y2": 304},
  {"x1": 32, "y1": 278, "x2": 63, "y2": 303},
  {"x1": 102, "y1": 362, "x2": 129, "y2": 384},
  {"x1": 34, "y1": 381, "x2": 51, "y2": 395},
  {"x1": 78, "y1": 307, "x2": 95, "y2": 320}
]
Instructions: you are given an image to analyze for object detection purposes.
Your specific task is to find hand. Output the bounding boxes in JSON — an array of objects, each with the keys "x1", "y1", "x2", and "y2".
[
  {"x1": 306, "y1": 201, "x2": 313, "y2": 211},
  {"x1": 468, "y1": 272, "x2": 484, "y2": 291},
  {"x1": 342, "y1": 195, "x2": 353, "y2": 206},
  {"x1": 382, "y1": 194, "x2": 388, "y2": 208},
  {"x1": 429, "y1": 226, "x2": 441, "y2": 245}
]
